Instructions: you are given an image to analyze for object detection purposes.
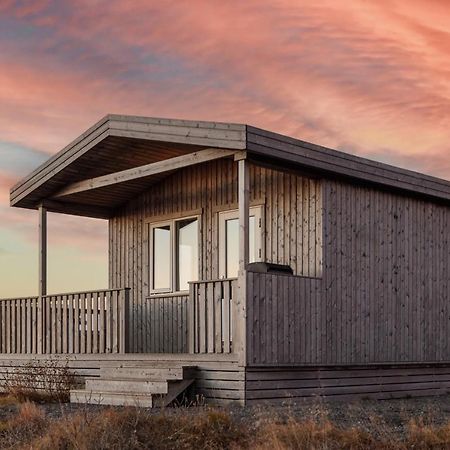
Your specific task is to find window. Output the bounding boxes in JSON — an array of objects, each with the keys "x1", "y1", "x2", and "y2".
[
  {"x1": 150, "y1": 216, "x2": 199, "y2": 293},
  {"x1": 219, "y1": 206, "x2": 264, "y2": 278},
  {"x1": 152, "y1": 224, "x2": 171, "y2": 291},
  {"x1": 176, "y1": 218, "x2": 199, "y2": 291}
]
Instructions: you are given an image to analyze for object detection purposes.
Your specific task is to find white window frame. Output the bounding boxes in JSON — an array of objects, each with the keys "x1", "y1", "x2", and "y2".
[
  {"x1": 218, "y1": 205, "x2": 264, "y2": 278},
  {"x1": 149, "y1": 214, "x2": 200, "y2": 294}
]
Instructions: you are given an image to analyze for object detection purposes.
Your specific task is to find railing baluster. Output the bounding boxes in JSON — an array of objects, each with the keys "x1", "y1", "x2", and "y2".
[
  {"x1": 99, "y1": 292, "x2": 105, "y2": 353},
  {"x1": 21, "y1": 299, "x2": 26, "y2": 353},
  {"x1": 92, "y1": 292, "x2": 98, "y2": 353},
  {"x1": 112, "y1": 290, "x2": 118, "y2": 353},
  {"x1": 11, "y1": 300, "x2": 16, "y2": 353},
  {"x1": 1, "y1": 301, "x2": 5, "y2": 353},
  {"x1": 74, "y1": 294, "x2": 80, "y2": 354},
  {"x1": 106, "y1": 291, "x2": 111, "y2": 353},
  {"x1": 68, "y1": 294, "x2": 74, "y2": 353},
  {"x1": 86, "y1": 293, "x2": 92, "y2": 354},
  {"x1": 80, "y1": 293, "x2": 86, "y2": 354}
]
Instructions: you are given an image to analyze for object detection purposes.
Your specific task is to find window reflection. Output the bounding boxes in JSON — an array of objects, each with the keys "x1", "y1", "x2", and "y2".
[
  {"x1": 225, "y1": 216, "x2": 256, "y2": 278},
  {"x1": 152, "y1": 225, "x2": 171, "y2": 290},
  {"x1": 177, "y1": 218, "x2": 198, "y2": 290}
]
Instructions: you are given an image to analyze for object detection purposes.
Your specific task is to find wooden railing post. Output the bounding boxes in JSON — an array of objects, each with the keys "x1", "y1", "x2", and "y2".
[
  {"x1": 119, "y1": 288, "x2": 130, "y2": 353},
  {"x1": 188, "y1": 283, "x2": 195, "y2": 353}
]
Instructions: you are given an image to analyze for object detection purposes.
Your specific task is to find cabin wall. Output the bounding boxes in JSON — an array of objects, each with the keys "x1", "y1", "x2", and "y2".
[
  {"x1": 109, "y1": 159, "x2": 322, "y2": 352},
  {"x1": 247, "y1": 179, "x2": 450, "y2": 366}
]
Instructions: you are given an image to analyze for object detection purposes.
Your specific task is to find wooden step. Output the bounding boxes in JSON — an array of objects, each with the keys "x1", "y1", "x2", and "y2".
[
  {"x1": 70, "y1": 363, "x2": 197, "y2": 407},
  {"x1": 70, "y1": 389, "x2": 153, "y2": 407},
  {"x1": 99, "y1": 367, "x2": 188, "y2": 381},
  {"x1": 86, "y1": 378, "x2": 168, "y2": 394}
]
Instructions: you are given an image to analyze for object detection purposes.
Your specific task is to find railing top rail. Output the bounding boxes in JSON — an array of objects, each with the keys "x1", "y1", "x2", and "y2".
[
  {"x1": 0, "y1": 296, "x2": 39, "y2": 302},
  {"x1": 189, "y1": 277, "x2": 238, "y2": 285},
  {"x1": 0, "y1": 287, "x2": 131, "y2": 302},
  {"x1": 42, "y1": 287, "x2": 130, "y2": 298}
]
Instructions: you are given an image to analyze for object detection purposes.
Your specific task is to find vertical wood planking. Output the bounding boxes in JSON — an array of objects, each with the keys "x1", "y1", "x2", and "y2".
[{"x1": 246, "y1": 179, "x2": 450, "y2": 366}]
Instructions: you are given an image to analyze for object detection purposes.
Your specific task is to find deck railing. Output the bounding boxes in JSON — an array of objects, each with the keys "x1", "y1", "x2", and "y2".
[
  {"x1": 188, "y1": 278, "x2": 236, "y2": 354},
  {"x1": 0, "y1": 288, "x2": 130, "y2": 354}
]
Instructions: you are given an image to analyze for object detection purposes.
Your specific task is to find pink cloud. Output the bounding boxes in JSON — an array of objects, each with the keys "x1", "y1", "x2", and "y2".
[
  {"x1": 0, "y1": 0, "x2": 449, "y2": 179},
  {"x1": 1, "y1": 0, "x2": 450, "y2": 297}
]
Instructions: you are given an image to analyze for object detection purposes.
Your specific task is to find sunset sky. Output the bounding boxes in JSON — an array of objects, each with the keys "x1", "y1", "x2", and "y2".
[{"x1": 0, "y1": 0, "x2": 449, "y2": 297}]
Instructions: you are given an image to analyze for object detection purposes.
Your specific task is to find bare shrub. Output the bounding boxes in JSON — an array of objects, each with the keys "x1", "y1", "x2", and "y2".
[
  {"x1": 256, "y1": 416, "x2": 387, "y2": 450},
  {"x1": 0, "y1": 401, "x2": 47, "y2": 448},
  {"x1": 29, "y1": 407, "x2": 250, "y2": 450},
  {"x1": 0, "y1": 358, "x2": 76, "y2": 403},
  {"x1": 406, "y1": 418, "x2": 450, "y2": 449}
]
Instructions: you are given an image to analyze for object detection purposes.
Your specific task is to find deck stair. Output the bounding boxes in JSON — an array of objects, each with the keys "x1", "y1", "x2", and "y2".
[{"x1": 70, "y1": 363, "x2": 196, "y2": 407}]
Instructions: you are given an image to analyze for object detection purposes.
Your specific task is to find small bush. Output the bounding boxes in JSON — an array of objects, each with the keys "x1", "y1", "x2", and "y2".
[
  {"x1": 0, "y1": 358, "x2": 76, "y2": 403},
  {"x1": 0, "y1": 402, "x2": 46, "y2": 448}
]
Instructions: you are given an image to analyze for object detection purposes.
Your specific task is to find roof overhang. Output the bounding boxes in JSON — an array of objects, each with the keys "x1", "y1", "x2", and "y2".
[
  {"x1": 10, "y1": 114, "x2": 450, "y2": 220},
  {"x1": 10, "y1": 115, "x2": 247, "y2": 219}
]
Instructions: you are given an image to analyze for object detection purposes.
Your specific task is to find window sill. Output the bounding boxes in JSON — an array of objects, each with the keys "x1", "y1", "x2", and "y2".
[{"x1": 147, "y1": 291, "x2": 189, "y2": 299}]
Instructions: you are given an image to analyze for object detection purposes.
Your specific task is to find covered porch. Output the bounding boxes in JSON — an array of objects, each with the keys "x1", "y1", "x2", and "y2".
[{"x1": 2, "y1": 116, "x2": 251, "y2": 360}]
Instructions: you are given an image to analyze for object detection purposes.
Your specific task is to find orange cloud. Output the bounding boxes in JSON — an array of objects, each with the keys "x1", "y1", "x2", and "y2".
[{"x1": 1, "y1": 0, "x2": 449, "y2": 296}]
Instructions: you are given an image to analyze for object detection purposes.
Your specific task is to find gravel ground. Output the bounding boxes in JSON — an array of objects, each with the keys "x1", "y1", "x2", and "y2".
[{"x1": 2, "y1": 395, "x2": 450, "y2": 439}]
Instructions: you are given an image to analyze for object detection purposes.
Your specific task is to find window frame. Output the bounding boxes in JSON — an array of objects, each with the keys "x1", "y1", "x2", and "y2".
[
  {"x1": 149, "y1": 214, "x2": 200, "y2": 295},
  {"x1": 218, "y1": 205, "x2": 264, "y2": 279}
]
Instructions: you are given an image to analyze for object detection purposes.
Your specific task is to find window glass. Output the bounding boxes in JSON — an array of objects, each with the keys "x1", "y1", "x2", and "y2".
[
  {"x1": 225, "y1": 218, "x2": 239, "y2": 278},
  {"x1": 152, "y1": 225, "x2": 171, "y2": 290},
  {"x1": 225, "y1": 215, "x2": 256, "y2": 278},
  {"x1": 177, "y1": 218, "x2": 198, "y2": 290}
]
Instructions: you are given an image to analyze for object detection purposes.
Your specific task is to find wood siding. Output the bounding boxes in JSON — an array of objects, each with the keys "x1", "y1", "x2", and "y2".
[
  {"x1": 245, "y1": 365, "x2": 450, "y2": 404},
  {"x1": 109, "y1": 159, "x2": 322, "y2": 352},
  {"x1": 247, "y1": 179, "x2": 450, "y2": 365}
]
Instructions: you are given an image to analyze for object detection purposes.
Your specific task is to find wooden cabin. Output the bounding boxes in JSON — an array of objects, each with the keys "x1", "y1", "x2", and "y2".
[{"x1": 2, "y1": 114, "x2": 450, "y2": 406}]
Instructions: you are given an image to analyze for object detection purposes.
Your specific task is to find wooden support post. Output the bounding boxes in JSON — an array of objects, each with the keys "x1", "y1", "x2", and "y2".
[
  {"x1": 38, "y1": 205, "x2": 47, "y2": 354},
  {"x1": 235, "y1": 157, "x2": 249, "y2": 370},
  {"x1": 38, "y1": 205, "x2": 47, "y2": 297},
  {"x1": 238, "y1": 158, "x2": 250, "y2": 271}
]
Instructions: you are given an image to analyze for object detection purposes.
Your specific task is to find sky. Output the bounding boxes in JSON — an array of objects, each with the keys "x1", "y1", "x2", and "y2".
[{"x1": 0, "y1": 0, "x2": 449, "y2": 297}]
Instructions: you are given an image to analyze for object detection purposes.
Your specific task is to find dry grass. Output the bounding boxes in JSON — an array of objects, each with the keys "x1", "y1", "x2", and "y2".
[
  {"x1": 0, "y1": 358, "x2": 76, "y2": 403},
  {"x1": 0, "y1": 401, "x2": 448, "y2": 449}
]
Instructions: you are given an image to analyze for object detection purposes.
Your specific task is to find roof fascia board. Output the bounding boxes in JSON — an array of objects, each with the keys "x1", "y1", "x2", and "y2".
[{"x1": 247, "y1": 126, "x2": 450, "y2": 202}]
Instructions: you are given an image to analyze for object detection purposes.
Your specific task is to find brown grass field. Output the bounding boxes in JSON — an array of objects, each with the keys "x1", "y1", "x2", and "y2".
[{"x1": 0, "y1": 393, "x2": 450, "y2": 449}]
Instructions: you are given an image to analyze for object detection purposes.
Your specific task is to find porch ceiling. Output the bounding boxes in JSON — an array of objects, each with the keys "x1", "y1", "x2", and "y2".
[{"x1": 10, "y1": 115, "x2": 247, "y2": 219}]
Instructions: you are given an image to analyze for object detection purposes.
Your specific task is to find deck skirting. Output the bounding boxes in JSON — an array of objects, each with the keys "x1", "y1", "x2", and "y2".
[{"x1": 245, "y1": 364, "x2": 450, "y2": 404}]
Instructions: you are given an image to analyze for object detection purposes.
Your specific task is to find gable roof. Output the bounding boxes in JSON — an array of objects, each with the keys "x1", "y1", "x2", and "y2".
[{"x1": 10, "y1": 114, "x2": 450, "y2": 219}]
